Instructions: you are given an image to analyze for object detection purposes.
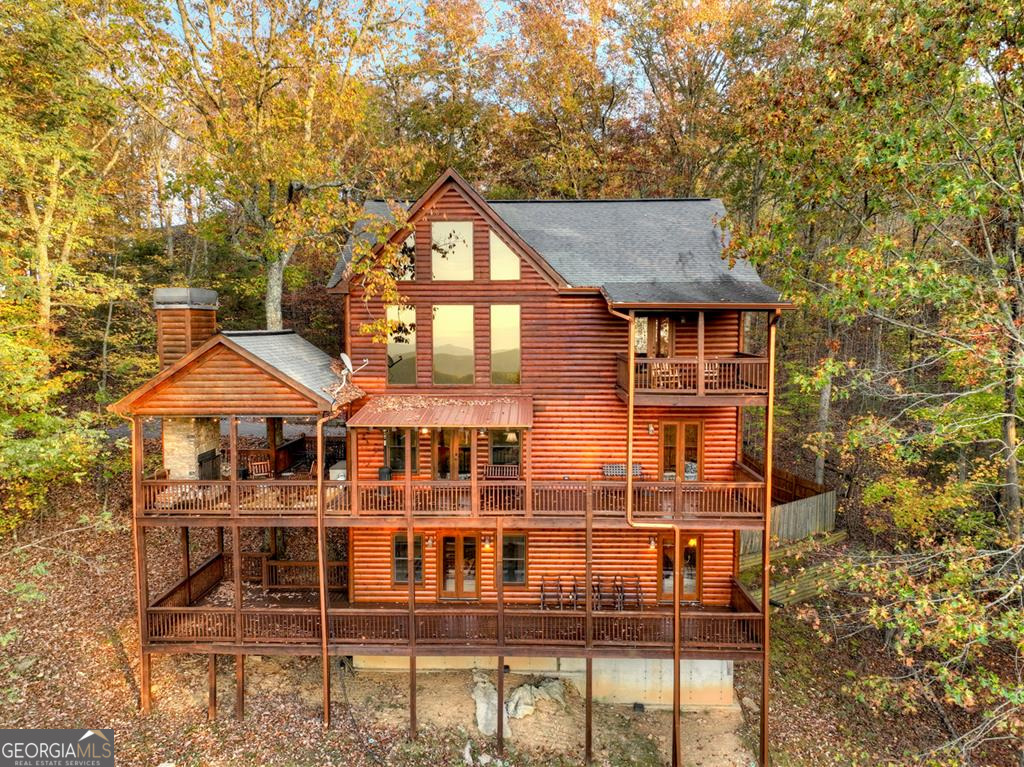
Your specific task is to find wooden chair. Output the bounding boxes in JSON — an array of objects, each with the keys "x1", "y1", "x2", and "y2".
[
  {"x1": 651, "y1": 361, "x2": 682, "y2": 390},
  {"x1": 484, "y1": 463, "x2": 520, "y2": 480},
  {"x1": 248, "y1": 459, "x2": 272, "y2": 479}
]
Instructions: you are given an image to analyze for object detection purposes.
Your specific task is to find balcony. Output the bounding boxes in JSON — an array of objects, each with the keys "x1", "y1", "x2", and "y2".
[
  {"x1": 145, "y1": 577, "x2": 763, "y2": 659},
  {"x1": 616, "y1": 353, "x2": 770, "y2": 406},
  {"x1": 138, "y1": 471, "x2": 767, "y2": 529}
]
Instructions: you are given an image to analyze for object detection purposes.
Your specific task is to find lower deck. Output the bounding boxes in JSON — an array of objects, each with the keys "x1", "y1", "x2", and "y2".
[{"x1": 144, "y1": 546, "x2": 764, "y2": 660}]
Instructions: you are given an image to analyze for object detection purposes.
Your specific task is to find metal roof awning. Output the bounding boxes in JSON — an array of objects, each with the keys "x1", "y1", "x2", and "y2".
[{"x1": 346, "y1": 395, "x2": 534, "y2": 429}]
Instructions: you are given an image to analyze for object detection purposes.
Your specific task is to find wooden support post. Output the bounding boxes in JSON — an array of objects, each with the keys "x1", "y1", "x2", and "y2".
[
  {"x1": 496, "y1": 655, "x2": 504, "y2": 756},
  {"x1": 315, "y1": 416, "x2": 331, "y2": 727},
  {"x1": 229, "y1": 417, "x2": 239, "y2": 517},
  {"x1": 697, "y1": 310, "x2": 706, "y2": 397},
  {"x1": 267, "y1": 417, "x2": 280, "y2": 476},
  {"x1": 140, "y1": 652, "x2": 152, "y2": 714},
  {"x1": 585, "y1": 483, "x2": 593, "y2": 649},
  {"x1": 180, "y1": 526, "x2": 191, "y2": 603},
  {"x1": 523, "y1": 429, "x2": 533, "y2": 517},
  {"x1": 405, "y1": 428, "x2": 413, "y2": 516},
  {"x1": 409, "y1": 654, "x2": 417, "y2": 739},
  {"x1": 235, "y1": 654, "x2": 245, "y2": 719},
  {"x1": 585, "y1": 657, "x2": 593, "y2": 765},
  {"x1": 406, "y1": 451, "x2": 417, "y2": 741},
  {"x1": 208, "y1": 654, "x2": 217, "y2": 721},
  {"x1": 470, "y1": 431, "x2": 479, "y2": 516},
  {"x1": 130, "y1": 417, "x2": 151, "y2": 713},
  {"x1": 760, "y1": 310, "x2": 780, "y2": 767},
  {"x1": 672, "y1": 526, "x2": 681, "y2": 767},
  {"x1": 496, "y1": 519, "x2": 504, "y2": 647},
  {"x1": 350, "y1": 429, "x2": 360, "y2": 517}
]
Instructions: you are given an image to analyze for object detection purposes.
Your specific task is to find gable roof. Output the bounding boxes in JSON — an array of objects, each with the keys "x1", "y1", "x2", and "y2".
[
  {"x1": 110, "y1": 330, "x2": 340, "y2": 415},
  {"x1": 329, "y1": 168, "x2": 785, "y2": 308}
]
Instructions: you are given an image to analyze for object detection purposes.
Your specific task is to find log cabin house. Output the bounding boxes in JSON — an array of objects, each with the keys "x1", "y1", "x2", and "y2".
[{"x1": 111, "y1": 168, "x2": 788, "y2": 766}]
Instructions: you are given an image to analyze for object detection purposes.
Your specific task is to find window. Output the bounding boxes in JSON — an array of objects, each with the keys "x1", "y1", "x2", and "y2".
[
  {"x1": 490, "y1": 304, "x2": 521, "y2": 384},
  {"x1": 393, "y1": 234, "x2": 415, "y2": 281},
  {"x1": 489, "y1": 231, "x2": 520, "y2": 280},
  {"x1": 635, "y1": 316, "x2": 674, "y2": 357},
  {"x1": 660, "y1": 421, "x2": 702, "y2": 481},
  {"x1": 432, "y1": 305, "x2": 474, "y2": 384},
  {"x1": 489, "y1": 430, "x2": 520, "y2": 466},
  {"x1": 393, "y1": 533, "x2": 423, "y2": 584},
  {"x1": 659, "y1": 534, "x2": 700, "y2": 602},
  {"x1": 501, "y1": 534, "x2": 527, "y2": 585},
  {"x1": 431, "y1": 221, "x2": 473, "y2": 280},
  {"x1": 384, "y1": 429, "x2": 418, "y2": 474},
  {"x1": 386, "y1": 305, "x2": 417, "y2": 384}
]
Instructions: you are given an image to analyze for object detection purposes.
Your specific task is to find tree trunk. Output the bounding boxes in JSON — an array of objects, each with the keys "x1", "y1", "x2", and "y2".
[
  {"x1": 814, "y1": 368, "x2": 832, "y2": 487},
  {"x1": 265, "y1": 259, "x2": 285, "y2": 330},
  {"x1": 36, "y1": 233, "x2": 51, "y2": 335}
]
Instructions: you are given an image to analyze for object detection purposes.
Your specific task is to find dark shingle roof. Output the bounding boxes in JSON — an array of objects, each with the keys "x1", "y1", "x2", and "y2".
[
  {"x1": 328, "y1": 197, "x2": 781, "y2": 306},
  {"x1": 222, "y1": 330, "x2": 340, "y2": 405}
]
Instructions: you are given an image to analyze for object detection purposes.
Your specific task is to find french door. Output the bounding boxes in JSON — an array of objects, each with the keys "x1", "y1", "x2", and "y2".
[
  {"x1": 660, "y1": 421, "x2": 703, "y2": 481},
  {"x1": 438, "y1": 533, "x2": 479, "y2": 599}
]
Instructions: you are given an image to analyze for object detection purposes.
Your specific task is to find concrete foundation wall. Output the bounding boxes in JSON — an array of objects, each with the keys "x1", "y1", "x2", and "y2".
[
  {"x1": 352, "y1": 655, "x2": 734, "y2": 708},
  {"x1": 163, "y1": 417, "x2": 221, "y2": 479}
]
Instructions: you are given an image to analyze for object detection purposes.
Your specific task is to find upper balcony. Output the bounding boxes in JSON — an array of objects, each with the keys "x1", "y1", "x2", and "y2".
[
  {"x1": 616, "y1": 352, "x2": 770, "y2": 406},
  {"x1": 138, "y1": 464, "x2": 767, "y2": 530}
]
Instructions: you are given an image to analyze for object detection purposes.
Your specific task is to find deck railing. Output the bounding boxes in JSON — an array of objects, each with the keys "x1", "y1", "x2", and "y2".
[
  {"x1": 616, "y1": 353, "x2": 769, "y2": 395},
  {"x1": 140, "y1": 476, "x2": 766, "y2": 522},
  {"x1": 146, "y1": 579, "x2": 763, "y2": 654}
]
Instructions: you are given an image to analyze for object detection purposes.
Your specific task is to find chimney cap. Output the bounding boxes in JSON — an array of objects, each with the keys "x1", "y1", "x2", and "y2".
[{"x1": 154, "y1": 287, "x2": 219, "y2": 310}]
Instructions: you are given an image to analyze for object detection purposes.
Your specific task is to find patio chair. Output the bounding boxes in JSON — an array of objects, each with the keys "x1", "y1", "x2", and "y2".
[{"x1": 248, "y1": 459, "x2": 272, "y2": 479}]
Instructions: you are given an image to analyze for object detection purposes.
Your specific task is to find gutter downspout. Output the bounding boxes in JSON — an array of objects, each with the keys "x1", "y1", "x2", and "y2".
[
  {"x1": 607, "y1": 305, "x2": 681, "y2": 767},
  {"x1": 315, "y1": 412, "x2": 332, "y2": 727}
]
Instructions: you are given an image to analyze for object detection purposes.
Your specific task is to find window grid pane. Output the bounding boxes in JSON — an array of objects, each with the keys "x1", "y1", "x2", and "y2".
[
  {"x1": 432, "y1": 221, "x2": 473, "y2": 280},
  {"x1": 386, "y1": 305, "x2": 416, "y2": 385},
  {"x1": 433, "y1": 305, "x2": 475, "y2": 384},
  {"x1": 502, "y1": 535, "x2": 527, "y2": 584},
  {"x1": 489, "y1": 230, "x2": 520, "y2": 280},
  {"x1": 490, "y1": 304, "x2": 521, "y2": 385},
  {"x1": 393, "y1": 534, "x2": 423, "y2": 584}
]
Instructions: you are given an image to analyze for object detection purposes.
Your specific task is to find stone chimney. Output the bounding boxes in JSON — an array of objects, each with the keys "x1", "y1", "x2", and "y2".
[{"x1": 154, "y1": 287, "x2": 218, "y2": 369}]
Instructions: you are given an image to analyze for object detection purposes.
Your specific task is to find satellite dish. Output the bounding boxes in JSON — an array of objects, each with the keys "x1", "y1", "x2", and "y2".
[{"x1": 340, "y1": 352, "x2": 354, "y2": 373}]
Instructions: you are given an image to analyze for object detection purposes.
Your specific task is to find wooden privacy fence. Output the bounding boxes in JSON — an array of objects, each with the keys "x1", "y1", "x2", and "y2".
[
  {"x1": 740, "y1": 490, "x2": 837, "y2": 555},
  {"x1": 741, "y1": 453, "x2": 824, "y2": 504}
]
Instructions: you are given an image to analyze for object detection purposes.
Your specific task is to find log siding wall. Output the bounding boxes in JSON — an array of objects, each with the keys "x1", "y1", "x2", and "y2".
[
  {"x1": 345, "y1": 180, "x2": 745, "y2": 606},
  {"x1": 350, "y1": 528, "x2": 735, "y2": 606}
]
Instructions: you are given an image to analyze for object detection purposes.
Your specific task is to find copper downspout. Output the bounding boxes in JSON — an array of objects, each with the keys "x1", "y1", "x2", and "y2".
[
  {"x1": 315, "y1": 413, "x2": 332, "y2": 726},
  {"x1": 607, "y1": 306, "x2": 681, "y2": 767}
]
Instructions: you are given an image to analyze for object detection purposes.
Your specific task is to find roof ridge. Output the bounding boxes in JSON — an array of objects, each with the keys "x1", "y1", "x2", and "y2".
[
  {"x1": 222, "y1": 329, "x2": 296, "y2": 336},
  {"x1": 487, "y1": 197, "x2": 718, "y2": 203}
]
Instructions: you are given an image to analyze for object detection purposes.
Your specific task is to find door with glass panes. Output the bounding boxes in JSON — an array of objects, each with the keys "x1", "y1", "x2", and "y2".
[
  {"x1": 438, "y1": 532, "x2": 479, "y2": 599},
  {"x1": 659, "y1": 421, "x2": 702, "y2": 481}
]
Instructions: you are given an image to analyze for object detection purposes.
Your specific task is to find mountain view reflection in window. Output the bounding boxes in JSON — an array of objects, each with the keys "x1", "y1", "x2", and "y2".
[
  {"x1": 433, "y1": 305, "x2": 474, "y2": 384},
  {"x1": 490, "y1": 304, "x2": 520, "y2": 384}
]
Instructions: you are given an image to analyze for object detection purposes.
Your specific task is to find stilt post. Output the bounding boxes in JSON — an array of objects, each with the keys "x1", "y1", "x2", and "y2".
[{"x1": 208, "y1": 654, "x2": 217, "y2": 721}]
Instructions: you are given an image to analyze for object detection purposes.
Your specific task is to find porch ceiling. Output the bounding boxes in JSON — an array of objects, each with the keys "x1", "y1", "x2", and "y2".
[{"x1": 346, "y1": 395, "x2": 534, "y2": 429}]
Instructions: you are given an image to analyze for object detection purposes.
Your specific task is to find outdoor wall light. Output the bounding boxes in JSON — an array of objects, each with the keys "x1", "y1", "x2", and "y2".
[
  {"x1": 648, "y1": 424, "x2": 656, "y2": 435},
  {"x1": 482, "y1": 535, "x2": 493, "y2": 551},
  {"x1": 648, "y1": 536, "x2": 657, "y2": 550}
]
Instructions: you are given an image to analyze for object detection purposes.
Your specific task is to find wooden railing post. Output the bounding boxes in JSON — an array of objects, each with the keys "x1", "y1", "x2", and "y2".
[{"x1": 229, "y1": 416, "x2": 239, "y2": 519}]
